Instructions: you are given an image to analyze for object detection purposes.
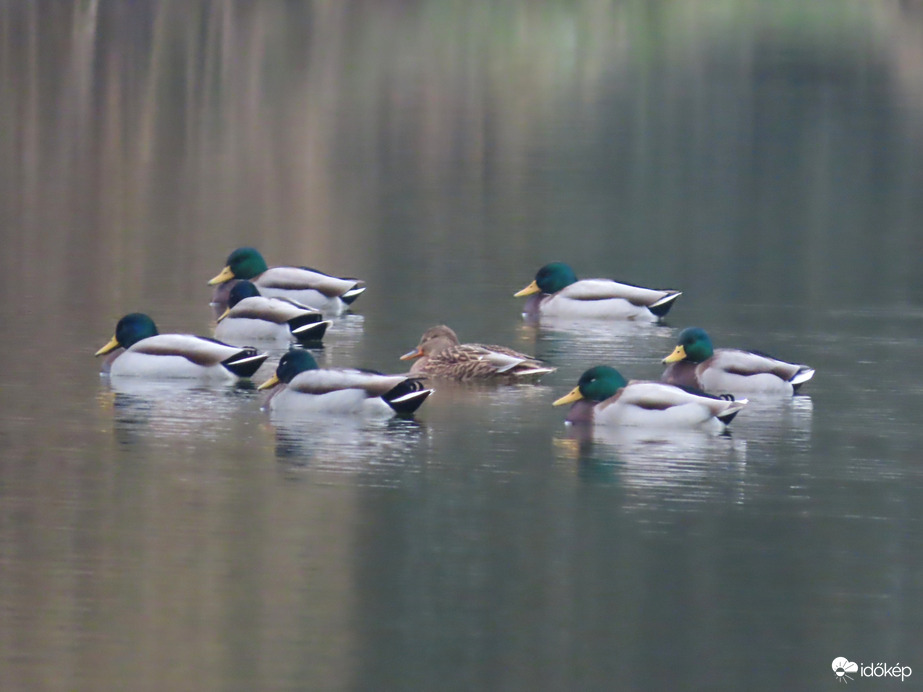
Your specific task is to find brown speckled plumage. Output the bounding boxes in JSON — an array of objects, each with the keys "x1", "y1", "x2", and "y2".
[{"x1": 401, "y1": 325, "x2": 554, "y2": 383}]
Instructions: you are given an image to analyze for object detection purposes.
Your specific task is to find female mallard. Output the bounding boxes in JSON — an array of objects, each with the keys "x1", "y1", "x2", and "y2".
[
  {"x1": 399, "y1": 325, "x2": 555, "y2": 382},
  {"x1": 662, "y1": 327, "x2": 815, "y2": 395},
  {"x1": 208, "y1": 247, "x2": 366, "y2": 315},
  {"x1": 95, "y1": 313, "x2": 268, "y2": 379},
  {"x1": 258, "y1": 350, "x2": 433, "y2": 416},
  {"x1": 514, "y1": 262, "x2": 681, "y2": 321},
  {"x1": 214, "y1": 281, "x2": 331, "y2": 345},
  {"x1": 554, "y1": 365, "x2": 747, "y2": 429}
]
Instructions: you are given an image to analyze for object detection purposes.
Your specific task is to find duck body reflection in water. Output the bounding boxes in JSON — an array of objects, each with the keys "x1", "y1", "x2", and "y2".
[
  {"x1": 558, "y1": 423, "x2": 749, "y2": 511},
  {"x1": 101, "y1": 377, "x2": 264, "y2": 446},
  {"x1": 272, "y1": 416, "x2": 427, "y2": 478}
]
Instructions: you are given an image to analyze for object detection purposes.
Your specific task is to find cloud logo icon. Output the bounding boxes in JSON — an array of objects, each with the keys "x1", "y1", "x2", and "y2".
[{"x1": 832, "y1": 658, "x2": 858, "y2": 682}]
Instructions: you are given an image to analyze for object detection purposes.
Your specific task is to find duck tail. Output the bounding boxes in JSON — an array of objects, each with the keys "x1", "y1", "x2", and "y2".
[
  {"x1": 382, "y1": 378, "x2": 433, "y2": 414},
  {"x1": 340, "y1": 282, "x2": 367, "y2": 305},
  {"x1": 717, "y1": 397, "x2": 748, "y2": 425},
  {"x1": 221, "y1": 348, "x2": 269, "y2": 378},
  {"x1": 511, "y1": 364, "x2": 556, "y2": 378},
  {"x1": 289, "y1": 314, "x2": 331, "y2": 343},
  {"x1": 790, "y1": 367, "x2": 815, "y2": 393},
  {"x1": 648, "y1": 291, "x2": 682, "y2": 318}
]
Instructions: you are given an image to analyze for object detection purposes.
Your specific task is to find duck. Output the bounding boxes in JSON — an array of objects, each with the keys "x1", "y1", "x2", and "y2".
[
  {"x1": 553, "y1": 365, "x2": 747, "y2": 429},
  {"x1": 514, "y1": 262, "x2": 682, "y2": 321},
  {"x1": 399, "y1": 325, "x2": 555, "y2": 382},
  {"x1": 214, "y1": 280, "x2": 331, "y2": 345},
  {"x1": 95, "y1": 313, "x2": 268, "y2": 380},
  {"x1": 258, "y1": 349, "x2": 433, "y2": 416},
  {"x1": 208, "y1": 247, "x2": 366, "y2": 315},
  {"x1": 661, "y1": 327, "x2": 815, "y2": 395}
]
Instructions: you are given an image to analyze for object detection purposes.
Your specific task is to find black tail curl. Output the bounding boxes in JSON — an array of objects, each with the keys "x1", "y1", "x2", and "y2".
[
  {"x1": 383, "y1": 378, "x2": 433, "y2": 414},
  {"x1": 222, "y1": 348, "x2": 269, "y2": 378},
  {"x1": 647, "y1": 292, "x2": 681, "y2": 318},
  {"x1": 289, "y1": 313, "x2": 329, "y2": 343},
  {"x1": 340, "y1": 282, "x2": 367, "y2": 305}
]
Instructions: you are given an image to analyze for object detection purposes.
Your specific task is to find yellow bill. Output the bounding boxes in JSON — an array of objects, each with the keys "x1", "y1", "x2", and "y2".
[
  {"x1": 662, "y1": 345, "x2": 686, "y2": 364},
  {"x1": 513, "y1": 280, "x2": 540, "y2": 298},
  {"x1": 95, "y1": 335, "x2": 120, "y2": 357},
  {"x1": 208, "y1": 266, "x2": 235, "y2": 285},
  {"x1": 257, "y1": 374, "x2": 281, "y2": 390},
  {"x1": 216, "y1": 307, "x2": 231, "y2": 323},
  {"x1": 553, "y1": 387, "x2": 584, "y2": 406}
]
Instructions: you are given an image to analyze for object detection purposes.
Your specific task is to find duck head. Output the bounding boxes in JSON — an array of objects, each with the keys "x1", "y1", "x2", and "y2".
[
  {"x1": 216, "y1": 280, "x2": 262, "y2": 322},
  {"x1": 400, "y1": 325, "x2": 461, "y2": 360},
  {"x1": 553, "y1": 365, "x2": 628, "y2": 406},
  {"x1": 663, "y1": 327, "x2": 714, "y2": 364},
  {"x1": 258, "y1": 349, "x2": 319, "y2": 390},
  {"x1": 514, "y1": 262, "x2": 578, "y2": 297},
  {"x1": 228, "y1": 280, "x2": 261, "y2": 306},
  {"x1": 95, "y1": 313, "x2": 159, "y2": 356},
  {"x1": 208, "y1": 247, "x2": 269, "y2": 285}
]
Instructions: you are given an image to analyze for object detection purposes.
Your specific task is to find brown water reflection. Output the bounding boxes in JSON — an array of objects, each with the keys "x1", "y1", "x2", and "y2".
[{"x1": 2, "y1": 2, "x2": 923, "y2": 691}]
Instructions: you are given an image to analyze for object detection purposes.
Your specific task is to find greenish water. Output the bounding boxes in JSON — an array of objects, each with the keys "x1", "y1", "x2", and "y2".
[{"x1": 1, "y1": 2, "x2": 922, "y2": 690}]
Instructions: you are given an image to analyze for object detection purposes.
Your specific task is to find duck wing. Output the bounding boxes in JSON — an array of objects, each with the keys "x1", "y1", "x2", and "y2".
[
  {"x1": 286, "y1": 369, "x2": 432, "y2": 412},
  {"x1": 223, "y1": 296, "x2": 321, "y2": 324},
  {"x1": 429, "y1": 344, "x2": 554, "y2": 379},
  {"x1": 713, "y1": 349, "x2": 812, "y2": 383},
  {"x1": 129, "y1": 334, "x2": 244, "y2": 364},
  {"x1": 286, "y1": 369, "x2": 420, "y2": 396},
  {"x1": 477, "y1": 344, "x2": 555, "y2": 376},
  {"x1": 128, "y1": 334, "x2": 267, "y2": 376},
  {"x1": 558, "y1": 279, "x2": 681, "y2": 308},
  {"x1": 600, "y1": 381, "x2": 746, "y2": 420},
  {"x1": 257, "y1": 267, "x2": 365, "y2": 299}
]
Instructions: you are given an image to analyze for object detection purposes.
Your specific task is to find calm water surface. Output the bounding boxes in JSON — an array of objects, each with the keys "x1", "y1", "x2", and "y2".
[{"x1": 2, "y1": 2, "x2": 923, "y2": 690}]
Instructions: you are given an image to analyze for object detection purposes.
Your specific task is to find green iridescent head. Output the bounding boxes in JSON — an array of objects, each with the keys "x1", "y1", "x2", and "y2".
[
  {"x1": 95, "y1": 313, "x2": 159, "y2": 355},
  {"x1": 209, "y1": 247, "x2": 269, "y2": 284},
  {"x1": 258, "y1": 349, "x2": 319, "y2": 390},
  {"x1": 554, "y1": 365, "x2": 627, "y2": 406},
  {"x1": 226, "y1": 247, "x2": 268, "y2": 279},
  {"x1": 515, "y1": 262, "x2": 579, "y2": 297},
  {"x1": 227, "y1": 280, "x2": 262, "y2": 308},
  {"x1": 575, "y1": 365, "x2": 627, "y2": 401},
  {"x1": 276, "y1": 349, "x2": 319, "y2": 383},
  {"x1": 663, "y1": 327, "x2": 714, "y2": 364}
]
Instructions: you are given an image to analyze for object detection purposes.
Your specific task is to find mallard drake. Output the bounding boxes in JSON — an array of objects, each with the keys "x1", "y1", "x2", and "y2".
[
  {"x1": 662, "y1": 327, "x2": 815, "y2": 395},
  {"x1": 514, "y1": 262, "x2": 681, "y2": 320},
  {"x1": 258, "y1": 349, "x2": 433, "y2": 416},
  {"x1": 208, "y1": 247, "x2": 366, "y2": 315},
  {"x1": 553, "y1": 365, "x2": 747, "y2": 429},
  {"x1": 399, "y1": 325, "x2": 555, "y2": 382},
  {"x1": 95, "y1": 313, "x2": 268, "y2": 379},
  {"x1": 214, "y1": 280, "x2": 331, "y2": 345}
]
